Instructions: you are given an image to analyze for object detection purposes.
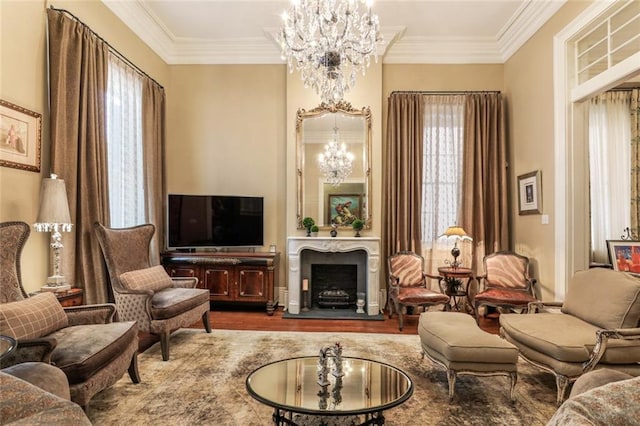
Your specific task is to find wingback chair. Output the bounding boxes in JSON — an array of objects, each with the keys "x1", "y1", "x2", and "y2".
[
  {"x1": 0, "y1": 221, "x2": 30, "y2": 303},
  {"x1": 0, "y1": 221, "x2": 140, "y2": 409},
  {"x1": 387, "y1": 251, "x2": 450, "y2": 331},
  {"x1": 94, "y1": 223, "x2": 211, "y2": 361},
  {"x1": 473, "y1": 251, "x2": 537, "y2": 320}
]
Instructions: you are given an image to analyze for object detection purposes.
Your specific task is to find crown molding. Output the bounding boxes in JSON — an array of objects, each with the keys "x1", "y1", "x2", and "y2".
[
  {"x1": 103, "y1": 0, "x2": 565, "y2": 65},
  {"x1": 497, "y1": 0, "x2": 567, "y2": 62}
]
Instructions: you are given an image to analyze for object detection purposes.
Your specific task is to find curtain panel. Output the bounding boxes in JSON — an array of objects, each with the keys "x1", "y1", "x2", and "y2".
[
  {"x1": 631, "y1": 88, "x2": 640, "y2": 238},
  {"x1": 47, "y1": 8, "x2": 111, "y2": 304},
  {"x1": 383, "y1": 93, "x2": 424, "y2": 265},
  {"x1": 461, "y1": 93, "x2": 509, "y2": 272},
  {"x1": 47, "y1": 9, "x2": 167, "y2": 302}
]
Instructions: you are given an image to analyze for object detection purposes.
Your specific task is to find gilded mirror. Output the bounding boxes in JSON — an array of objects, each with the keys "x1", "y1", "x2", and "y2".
[{"x1": 296, "y1": 102, "x2": 372, "y2": 230}]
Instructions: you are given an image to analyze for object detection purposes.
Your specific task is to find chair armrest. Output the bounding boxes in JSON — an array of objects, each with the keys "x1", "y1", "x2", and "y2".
[
  {"x1": 171, "y1": 277, "x2": 198, "y2": 288},
  {"x1": 527, "y1": 300, "x2": 563, "y2": 313},
  {"x1": 583, "y1": 327, "x2": 640, "y2": 372},
  {"x1": 64, "y1": 303, "x2": 117, "y2": 325},
  {"x1": 0, "y1": 338, "x2": 57, "y2": 367}
]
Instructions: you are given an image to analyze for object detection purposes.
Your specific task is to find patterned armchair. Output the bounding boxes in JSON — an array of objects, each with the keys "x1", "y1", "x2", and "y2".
[
  {"x1": 473, "y1": 251, "x2": 537, "y2": 320},
  {"x1": 387, "y1": 251, "x2": 449, "y2": 331},
  {"x1": 0, "y1": 221, "x2": 30, "y2": 303},
  {"x1": 94, "y1": 223, "x2": 211, "y2": 361},
  {"x1": 0, "y1": 222, "x2": 140, "y2": 409}
]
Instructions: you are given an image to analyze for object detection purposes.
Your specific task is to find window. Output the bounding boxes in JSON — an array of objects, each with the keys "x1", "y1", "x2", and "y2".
[
  {"x1": 106, "y1": 54, "x2": 145, "y2": 228},
  {"x1": 421, "y1": 95, "x2": 465, "y2": 245}
]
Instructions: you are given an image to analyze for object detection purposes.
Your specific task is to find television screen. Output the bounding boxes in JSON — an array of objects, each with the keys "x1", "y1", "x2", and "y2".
[{"x1": 167, "y1": 194, "x2": 264, "y2": 249}]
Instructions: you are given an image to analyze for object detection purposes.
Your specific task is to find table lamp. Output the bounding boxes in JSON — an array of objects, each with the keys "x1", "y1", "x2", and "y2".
[
  {"x1": 34, "y1": 174, "x2": 73, "y2": 291},
  {"x1": 440, "y1": 226, "x2": 472, "y2": 269}
]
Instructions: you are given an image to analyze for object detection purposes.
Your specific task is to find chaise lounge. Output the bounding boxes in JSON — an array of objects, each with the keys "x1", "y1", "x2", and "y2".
[{"x1": 499, "y1": 268, "x2": 640, "y2": 404}]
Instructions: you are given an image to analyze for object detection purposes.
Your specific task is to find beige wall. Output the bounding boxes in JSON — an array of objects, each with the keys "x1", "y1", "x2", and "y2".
[
  {"x1": 505, "y1": 0, "x2": 592, "y2": 300},
  {"x1": 0, "y1": 0, "x2": 169, "y2": 294},
  {"x1": 1, "y1": 0, "x2": 593, "y2": 299}
]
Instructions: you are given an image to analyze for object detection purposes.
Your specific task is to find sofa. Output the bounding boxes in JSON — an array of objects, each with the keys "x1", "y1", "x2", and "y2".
[
  {"x1": 547, "y1": 369, "x2": 640, "y2": 424},
  {"x1": 0, "y1": 292, "x2": 140, "y2": 408},
  {"x1": 499, "y1": 268, "x2": 640, "y2": 404},
  {"x1": 1, "y1": 363, "x2": 91, "y2": 424}
]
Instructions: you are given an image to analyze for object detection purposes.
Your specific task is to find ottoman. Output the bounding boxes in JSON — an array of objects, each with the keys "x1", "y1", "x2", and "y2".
[{"x1": 418, "y1": 311, "x2": 518, "y2": 401}]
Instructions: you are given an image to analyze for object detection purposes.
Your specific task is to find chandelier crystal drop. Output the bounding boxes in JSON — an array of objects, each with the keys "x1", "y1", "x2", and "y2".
[
  {"x1": 318, "y1": 126, "x2": 354, "y2": 186},
  {"x1": 278, "y1": 0, "x2": 382, "y2": 104}
]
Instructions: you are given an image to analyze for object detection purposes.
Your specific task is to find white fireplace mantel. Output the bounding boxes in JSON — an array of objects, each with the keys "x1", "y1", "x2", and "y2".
[{"x1": 287, "y1": 236, "x2": 381, "y2": 315}]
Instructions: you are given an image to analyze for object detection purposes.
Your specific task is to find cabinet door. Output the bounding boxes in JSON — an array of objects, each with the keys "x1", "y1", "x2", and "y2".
[
  {"x1": 237, "y1": 267, "x2": 266, "y2": 301},
  {"x1": 204, "y1": 268, "x2": 232, "y2": 299}
]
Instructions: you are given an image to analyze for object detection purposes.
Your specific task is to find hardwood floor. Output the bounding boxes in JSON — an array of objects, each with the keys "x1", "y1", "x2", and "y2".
[{"x1": 139, "y1": 306, "x2": 501, "y2": 353}]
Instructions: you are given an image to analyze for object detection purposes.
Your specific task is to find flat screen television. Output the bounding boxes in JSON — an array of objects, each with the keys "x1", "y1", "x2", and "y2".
[{"x1": 167, "y1": 194, "x2": 264, "y2": 249}]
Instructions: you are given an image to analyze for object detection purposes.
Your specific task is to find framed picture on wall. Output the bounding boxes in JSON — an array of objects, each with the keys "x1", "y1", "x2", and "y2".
[
  {"x1": 328, "y1": 194, "x2": 362, "y2": 226},
  {"x1": 607, "y1": 240, "x2": 640, "y2": 273},
  {"x1": 517, "y1": 170, "x2": 542, "y2": 215},
  {"x1": 0, "y1": 100, "x2": 41, "y2": 172}
]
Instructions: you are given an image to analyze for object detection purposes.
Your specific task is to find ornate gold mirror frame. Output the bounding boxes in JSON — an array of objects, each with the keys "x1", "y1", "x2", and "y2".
[{"x1": 296, "y1": 101, "x2": 372, "y2": 230}]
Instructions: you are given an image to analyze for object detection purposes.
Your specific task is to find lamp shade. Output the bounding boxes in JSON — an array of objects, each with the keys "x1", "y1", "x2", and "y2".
[
  {"x1": 35, "y1": 174, "x2": 71, "y2": 226},
  {"x1": 440, "y1": 226, "x2": 472, "y2": 240}
]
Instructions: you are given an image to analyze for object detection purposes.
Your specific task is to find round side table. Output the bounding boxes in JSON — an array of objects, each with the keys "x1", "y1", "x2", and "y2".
[{"x1": 437, "y1": 267, "x2": 476, "y2": 314}]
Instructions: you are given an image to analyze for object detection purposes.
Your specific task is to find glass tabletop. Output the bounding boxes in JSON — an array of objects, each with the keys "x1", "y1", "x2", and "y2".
[{"x1": 246, "y1": 356, "x2": 413, "y2": 416}]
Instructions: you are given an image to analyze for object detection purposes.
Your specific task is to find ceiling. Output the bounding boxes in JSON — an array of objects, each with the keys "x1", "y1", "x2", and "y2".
[{"x1": 102, "y1": 0, "x2": 567, "y2": 65}]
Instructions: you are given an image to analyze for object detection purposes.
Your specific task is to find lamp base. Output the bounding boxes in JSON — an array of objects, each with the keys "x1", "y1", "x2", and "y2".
[
  {"x1": 41, "y1": 275, "x2": 70, "y2": 292},
  {"x1": 41, "y1": 284, "x2": 71, "y2": 292}
]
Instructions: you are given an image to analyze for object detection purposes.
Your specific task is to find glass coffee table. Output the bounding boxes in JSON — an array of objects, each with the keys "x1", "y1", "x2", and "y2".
[{"x1": 246, "y1": 356, "x2": 413, "y2": 426}]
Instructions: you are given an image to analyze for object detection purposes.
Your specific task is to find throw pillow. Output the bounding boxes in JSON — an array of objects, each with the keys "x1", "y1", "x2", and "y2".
[
  {"x1": 119, "y1": 265, "x2": 173, "y2": 292},
  {"x1": 0, "y1": 292, "x2": 68, "y2": 339}
]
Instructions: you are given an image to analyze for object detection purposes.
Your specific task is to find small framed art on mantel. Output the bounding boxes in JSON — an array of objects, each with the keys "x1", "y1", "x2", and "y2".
[
  {"x1": 518, "y1": 170, "x2": 542, "y2": 215},
  {"x1": 0, "y1": 100, "x2": 42, "y2": 172}
]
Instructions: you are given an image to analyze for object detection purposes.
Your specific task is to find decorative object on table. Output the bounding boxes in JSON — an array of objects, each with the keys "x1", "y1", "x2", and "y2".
[
  {"x1": 352, "y1": 219, "x2": 364, "y2": 237},
  {"x1": 444, "y1": 277, "x2": 463, "y2": 295},
  {"x1": 277, "y1": 0, "x2": 382, "y2": 105},
  {"x1": 330, "y1": 223, "x2": 338, "y2": 237},
  {"x1": 356, "y1": 292, "x2": 365, "y2": 314},
  {"x1": 34, "y1": 174, "x2": 73, "y2": 291},
  {"x1": 517, "y1": 170, "x2": 542, "y2": 215},
  {"x1": 302, "y1": 217, "x2": 315, "y2": 237},
  {"x1": 606, "y1": 239, "x2": 640, "y2": 273},
  {"x1": 0, "y1": 100, "x2": 42, "y2": 172},
  {"x1": 318, "y1": 119, "x2": 354, "y2": 185},
  {"x1": 317, "y1": 342, "x2": 344, "y2": 386},
  {"x1": 440, "y1": 225, "x2": 472, "y2": 269},
  {"x1": 310, "y1": 225, "x2": 319, "y2": 237}
]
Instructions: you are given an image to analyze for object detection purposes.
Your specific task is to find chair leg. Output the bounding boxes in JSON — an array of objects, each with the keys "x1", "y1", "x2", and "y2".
[
  {"x1": 160, "y1": 331, "x2": 171, "y2": 361},
  {"x1": 509, "y1": 371, "x2": 517, "y2": 402},
  {"x1": 446, "y1": 369, "x2": 457, "y2": 402},
  {"x1": 202, "y1": 311, "x2": 212, "y2": 333},
  {"x1": 555, "y1": 374, "x2": 570, "y2": 406},
  {"x1": 128, "y1": 353, "x2": 141, "y2": 384},
  {"x1": 398, "y1": 306, "x2": 404, "y2": 331}
]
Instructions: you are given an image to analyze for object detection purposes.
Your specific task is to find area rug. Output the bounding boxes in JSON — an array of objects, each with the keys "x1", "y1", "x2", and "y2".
[{"x1": 87, "y1": 329, "x2": 558, "y2": 425}]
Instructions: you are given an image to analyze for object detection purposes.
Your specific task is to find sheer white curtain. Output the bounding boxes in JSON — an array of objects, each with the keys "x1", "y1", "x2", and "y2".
[
  {"x1": 106, "y1": 54, "x2": 145, "y2": 228},
  {"x1": 589, "y1": 91, "x2": 631, "y2": 262},
  {"x1": 421, "y1": 95, "x2": 469, "y2": 273}
]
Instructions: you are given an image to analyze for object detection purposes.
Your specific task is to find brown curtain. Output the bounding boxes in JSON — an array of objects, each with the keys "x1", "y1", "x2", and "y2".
[
  {"x1": 47, "y1": 9, "x2": 111, "y2": 304},
  {"x1": 383, "y1": 93, "x2": 424, "y2": 262},
  {"x1": 461, "y1": 93, "x2": 509, "y2": 271},
  {"x1": 142, "y1": 80, "x2": 167, "y2": 263},
  {"x1": 631, "y1": 88, "x2": 640, "y2": 237}
]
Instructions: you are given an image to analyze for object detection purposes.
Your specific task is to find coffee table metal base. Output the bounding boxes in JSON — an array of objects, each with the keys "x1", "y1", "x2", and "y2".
[{"x1": 274, "y1": 409, "x2": 385, "y2": 426}]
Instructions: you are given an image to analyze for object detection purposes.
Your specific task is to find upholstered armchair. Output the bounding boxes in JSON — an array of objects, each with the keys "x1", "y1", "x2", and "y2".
[
  {"x1": 94, "y1": 223, "x2": 211, "y2": 361},
  {"x1": 0, "y1": 221, "x2": 30, "y2": 303},
  {"x1": 474, "y1": 251, "x2": 537, "y2": 320},
  {"x1": 500, "y1": 268, "x2": 640, "y2": 404},
  {"x1": 0, "y1": 221, "x2": 140, "y2": 409},
  {"x1": 387, "y1": 251, "x2": 450, "y2": 331}
]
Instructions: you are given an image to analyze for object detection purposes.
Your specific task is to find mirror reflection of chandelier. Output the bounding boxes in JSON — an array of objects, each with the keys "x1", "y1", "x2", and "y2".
[
  {"x1": 278, "y1": 0, "x2": 382, "y2": 104},
  {"x1": 318, "y1": 125, "x2": 354, "y2": 186}
]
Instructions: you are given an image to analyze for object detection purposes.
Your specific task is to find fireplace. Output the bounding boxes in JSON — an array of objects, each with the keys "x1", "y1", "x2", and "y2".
[{"x1": 287, "y1": 237, "x2": 380, "y2": 315}]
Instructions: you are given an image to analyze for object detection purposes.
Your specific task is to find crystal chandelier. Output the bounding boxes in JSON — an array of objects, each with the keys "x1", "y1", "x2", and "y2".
[
  {"x1": 278, "y1": 0, "x2": 382, "y2": 104},
  {"x1": 318, "y1": 125, "x2": 354, "y2": 185}
]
